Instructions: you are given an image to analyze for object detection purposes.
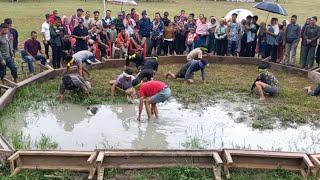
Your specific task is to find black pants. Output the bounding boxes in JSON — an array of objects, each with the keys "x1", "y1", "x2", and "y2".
[
  {"x1": 151, "y1": 38, "x2": 162, "y2": 55},
  {"x1": 244, "y1": 42, "x2": 253, "y2": 57},
  {"x1": 163, "y1": 40, "x2": 174, "y2": 55},
  {"x1": 52, "y1": 46, "x2": 62, "y2": 69},
  {"x1": 44, "y1": 41, "x2": 51, "y2": 59},
  {"x1": 266, "y1": 44, "x2": 278, "y2": 63},
  {"x1": 251, "y1": 39, "x2": 257, "y2": 57},
  {"x1": 216, "y1": 39, "x2": 227, "y2": 56}
]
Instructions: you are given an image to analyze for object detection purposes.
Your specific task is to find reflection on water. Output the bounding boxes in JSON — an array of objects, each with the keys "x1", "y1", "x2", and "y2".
[{"x1": 4, "y1": 99, "x2": 320, "y2": 152}]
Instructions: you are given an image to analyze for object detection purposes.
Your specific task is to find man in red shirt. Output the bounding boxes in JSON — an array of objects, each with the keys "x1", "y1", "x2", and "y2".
[{"x1": 137, "y1": 80, "x2": 171, "y2": 121}]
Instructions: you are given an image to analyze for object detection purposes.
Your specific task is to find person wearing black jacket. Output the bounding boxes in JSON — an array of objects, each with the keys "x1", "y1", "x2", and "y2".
[
  {"x1": 50, "y1": 17, "x2": 65, "y2": 69},
  {"x1": 4, "y1": 18, "x2": 18, "y2": 56}
]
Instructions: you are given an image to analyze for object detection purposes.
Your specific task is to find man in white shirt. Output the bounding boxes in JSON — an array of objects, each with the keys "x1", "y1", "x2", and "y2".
[
  {"x1": 41, "y1": 14, "x2": 51, "y2": 60},
  {"x1": 83, "y1": 11, "x2": 91, "y2": 29}
]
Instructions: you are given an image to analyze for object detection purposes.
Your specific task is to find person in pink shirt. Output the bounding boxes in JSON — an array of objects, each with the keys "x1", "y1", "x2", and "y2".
[
  {"x1": 195, "y1": 17, "x2": 209, "y2": 48},
  {"x1": 123, "y1": 13, "x2": 136, "y2": 35},
  {"x1": 179, "y1": 10, "x2": 187, "y2": 22}
]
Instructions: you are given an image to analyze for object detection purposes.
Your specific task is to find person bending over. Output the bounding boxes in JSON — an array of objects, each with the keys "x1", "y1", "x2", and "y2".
[
  {"x1": 137, "y1": 80, "x2": 171, "y2": 121},
  {"x1": 304, "y1": 84, "x2": 320, "y2": 98},
  {"x1": 186, "y1": 45, "x2": 208, "y2": 61},
  {"x1": 59, "y1": 73, "x2": 92, "y2": 103},
  {"x1": 251, "y1": 63, "x2": 280, "y2": 101},
  {"x1": 65, "y1": 50, "x2": 95, "y2": 78},
  {"x1": 166, "y1": 59, "x2": 208, "y2": 84},
  {"x1": 136, "y1": 56, "x2": 159, "y2": 81},
  {"x1": 110, "y1": 68, "x2": 136, "y2": 100},
  {"x1": 125, "y1": 51, "x2": 145, "y2": 69}
]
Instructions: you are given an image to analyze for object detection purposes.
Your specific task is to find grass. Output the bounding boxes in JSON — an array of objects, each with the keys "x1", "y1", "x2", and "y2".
[
  {"x1": 0, "y1": 0, "x2": 319, "y2": 178},
  {"x1": 0, "y1": 0, "x2": 317, "y2": 42}
]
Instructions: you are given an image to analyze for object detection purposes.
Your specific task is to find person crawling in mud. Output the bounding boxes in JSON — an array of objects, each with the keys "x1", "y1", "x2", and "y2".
[
  {"x1": 136, "y1": 56, "x2": 159, "y2": 81},
  {"x1": 59, "y1": 73, "x2": 92, "y2": 103},
  {"x1": 65, "y1": 50, "x2": 96, "y2": 78},
  {"x1": 125, "y1": 51, "x2": 145, "y2": 70},
  {"x1": 304, "y1": 84, "x2": 320, "y2": 98},
  {"x1": 136, "y1": 80, "x2": 172, "y2": 121},
  {"x1": 110, "y1": 68, "x2": 137, "y2": 101},
  {"x1": 251, "y1": 63, "x2": 280, "y2": 101},
  {"x1": 186, "y1": 45, "x2": 208, "y2": 61},
  {"x1": 165, "y1": 59, "x2": 208, "y2": 84}
]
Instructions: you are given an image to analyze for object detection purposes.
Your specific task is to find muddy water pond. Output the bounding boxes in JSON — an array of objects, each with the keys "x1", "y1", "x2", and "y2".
[{"x1": 4, "y1": 98, "x2": 320, "y2": 152}]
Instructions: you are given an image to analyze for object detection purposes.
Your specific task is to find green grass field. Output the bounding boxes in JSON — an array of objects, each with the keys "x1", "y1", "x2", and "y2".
[
  {"x1": 0, "y1": 0, "x2": 319, "y2": 179},
  {"x1": 0, "y1": 0, "x2": 317, "y2": 41}
]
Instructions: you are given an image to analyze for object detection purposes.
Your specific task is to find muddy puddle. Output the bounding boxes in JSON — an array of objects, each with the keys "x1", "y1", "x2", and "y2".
[{"x1": 4, "y1": 98, "x2": 320, "y2": 152}]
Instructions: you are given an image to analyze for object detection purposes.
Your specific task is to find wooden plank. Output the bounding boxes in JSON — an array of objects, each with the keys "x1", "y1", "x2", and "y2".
[
  {"x1": 87, "y1": 151, "x2": 98, "y2": 164},
  {"x1": 0, "y1": 87, "x2": 17, "y2": 111},
  {"x1": 0, "y1": 84, "x2": 10, "y2": 89},
  {"x1": 223, "y1": 150, "x2": 233, "y2": 164},
  {"x1": 96, "y1": 151, "x2": 105, "y2": 163},
  {"x1": 213, "y1": 152, "x2": 223, "y2": 165},
  {"x1": 8, "y1": 152, "x2": 19, "y2": 161}
]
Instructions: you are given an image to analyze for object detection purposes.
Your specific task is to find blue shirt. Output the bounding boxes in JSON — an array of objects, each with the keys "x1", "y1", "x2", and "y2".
[
  {"x1": 229, "y1": 22, "x2": 240, "y2": 42},
  {"x1": 139, "y1": 18, "x2": 152, "y2": 38},
  {"x1": 266, "y1": 25, "x2": 278, "y2": 45},
  {"x1": 183, "y1": 60, "x2": 206, "y2": 81}
]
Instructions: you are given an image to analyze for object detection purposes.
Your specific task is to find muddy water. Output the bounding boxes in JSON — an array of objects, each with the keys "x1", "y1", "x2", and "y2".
[{"x1": 5, "y1": 99, "x2": 320, "y2": 152}]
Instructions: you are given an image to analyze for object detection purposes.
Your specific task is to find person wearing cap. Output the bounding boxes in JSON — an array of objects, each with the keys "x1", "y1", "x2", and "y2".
[
  {"x1": 186, "y1": 45, "x2": 208, "y2": 61},
  {"x1": 112, "y1": 13, "x2": 125, "y2": 33},
  {"x1": 251, "y1": 64, "x2": 280, "y2": 101},
  {"x1": 59, "y1": 73, "x2": 92, "y2": 103},
  {"x1": 0, "y1": 23, "x2": 18, "y2": 83},
  {"x1": 125, "y1": 51, "x2": 145, "y2": 69},
  {"x1": 49, "y1": 17, "x2": 65, "y2": 69},
  {"x1": 69, "y1": 8, "x2": 84, "y2": 32},
  {"x1": 136, "y1": 80, "x2": 171, "y2": 121},
  {"x1": 41, "y1": 14, "x2": 51, "y2": 60},
  {"x1": 65, "y1": 50, "x2": 95, "y2": 78},
  {"x1": 72, "y1": 18, "x2": 89, "y2": 52},
  {"x1": 110, "y1": 68, "x2": 136, "y2": 100},
  {"x1": 166, "y1": 59, "x2": 208, "y2": 84},
  {"x1": 227, "y1": 13, "x2": 241, "y2": 56},
  {"x1": 4, "y1": 18, "x2": 18, "y2": 56}
]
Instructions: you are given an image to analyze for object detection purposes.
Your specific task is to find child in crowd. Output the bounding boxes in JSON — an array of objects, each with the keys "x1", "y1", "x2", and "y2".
[
  {"x1": 186, "y1": 28, "x2": 196, "y2": 53},
  {"x1": 108, "y1": 23, "x2": 118, "y2": 44}
]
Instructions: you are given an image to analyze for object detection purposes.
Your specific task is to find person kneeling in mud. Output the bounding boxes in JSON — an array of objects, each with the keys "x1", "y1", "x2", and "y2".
[
  {"x1": 59, "y1": 74, "x2": 92, "y2": 103},
  {"x1": 110, "y1": 68, "x2": 136, "y2": 100},
  {"x1": 136, "y1": 56, "x2": 159, "y2": 81},
  {"x1": 304, "y1": 84, "x2": 320, "y2": 98},
  {"x1": 136, "y1": 80, "x2": 172, "y2": 121},
  {"x1": 166, "y1": 59, "x2": 208, "y2": 84},
  {"x1": 251, "y1": 63, "x2": 280, "y2": 101}
]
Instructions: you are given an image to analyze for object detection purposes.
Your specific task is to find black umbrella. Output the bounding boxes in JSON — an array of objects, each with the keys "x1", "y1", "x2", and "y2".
[{"x1": 254, "y1": 1, "x2": 288, "y2": 22}]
